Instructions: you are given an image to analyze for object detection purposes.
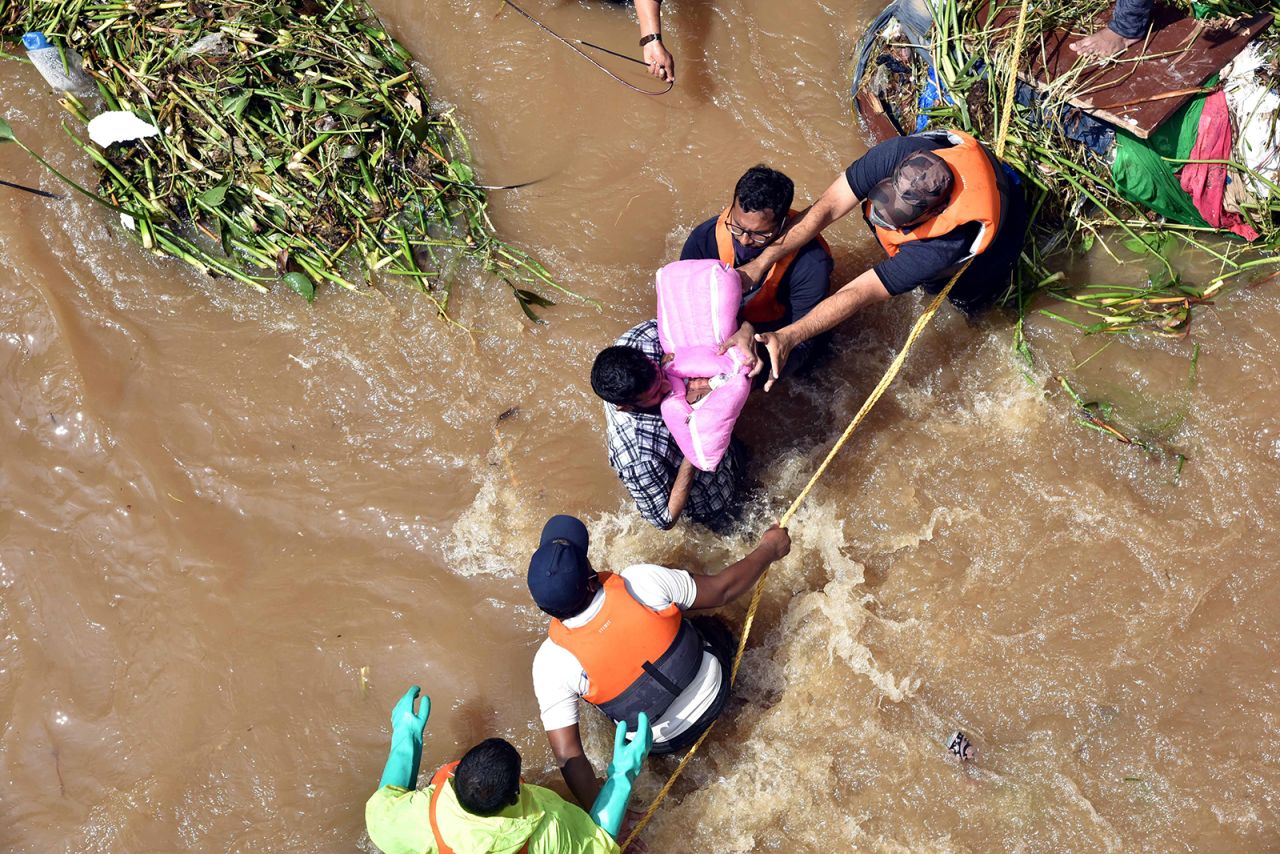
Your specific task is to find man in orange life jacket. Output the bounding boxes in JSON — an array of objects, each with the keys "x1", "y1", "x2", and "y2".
[
  {"x1": 527, "y1": 514, "x2": 790, "y2": 811},
  {"x1": 724, "y1": 130, "x2": 1028, "y2": 390},
  {"x1": 680, "y1": 165, "x2": 834, "y2": 378}
]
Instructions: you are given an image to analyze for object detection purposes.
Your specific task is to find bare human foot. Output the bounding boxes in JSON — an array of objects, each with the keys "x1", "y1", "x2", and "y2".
[{"x1": 1070, "y1": 26, "x2": 1140, "y2": 58}]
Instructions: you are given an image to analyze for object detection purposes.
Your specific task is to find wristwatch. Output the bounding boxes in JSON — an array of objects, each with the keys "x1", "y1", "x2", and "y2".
[{"x1": 638, "y1": 33, "x2": 662, "y2": 47}]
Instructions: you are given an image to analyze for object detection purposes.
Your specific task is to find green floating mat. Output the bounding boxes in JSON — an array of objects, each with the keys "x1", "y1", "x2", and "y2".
[{"x1": 5, "y1": 0, "x2": 564, "y2": 314}]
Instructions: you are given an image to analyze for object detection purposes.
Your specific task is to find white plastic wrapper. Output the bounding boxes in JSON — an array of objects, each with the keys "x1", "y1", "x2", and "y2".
[{"x1": 87, "y1": 111, "x2": 161, "y2": 147}]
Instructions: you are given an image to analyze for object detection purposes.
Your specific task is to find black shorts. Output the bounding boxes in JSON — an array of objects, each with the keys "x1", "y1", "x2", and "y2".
[{"x1": 648, "y1": 615, "x2": 737, "y2": 755}]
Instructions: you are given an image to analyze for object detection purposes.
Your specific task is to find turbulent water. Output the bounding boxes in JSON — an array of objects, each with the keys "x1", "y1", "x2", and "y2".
[{"x1": 3, "y1": 1, "x2": 1279, "y2": 851}]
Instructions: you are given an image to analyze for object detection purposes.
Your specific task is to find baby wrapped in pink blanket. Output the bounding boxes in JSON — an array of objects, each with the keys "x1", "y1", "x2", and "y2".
[{"x1": 655, "y1": 259, "x2": 752, "y2": 472}]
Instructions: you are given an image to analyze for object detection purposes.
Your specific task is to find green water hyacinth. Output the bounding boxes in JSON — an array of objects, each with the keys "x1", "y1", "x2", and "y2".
[{"x1": 3, "y1": 0, "x2": 576, "y2": 318}]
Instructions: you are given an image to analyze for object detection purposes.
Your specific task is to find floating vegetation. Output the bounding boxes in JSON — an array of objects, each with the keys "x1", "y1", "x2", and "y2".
[
  {"x1": 1054, "y1": 340, "x2": 1198, "y2": 476},
  {"x1": 2, "y1": 0, "x2": 571, "y2": 316},
  {"x1": 856, "y1": 0, "x2": 1280, "y2": 349}
]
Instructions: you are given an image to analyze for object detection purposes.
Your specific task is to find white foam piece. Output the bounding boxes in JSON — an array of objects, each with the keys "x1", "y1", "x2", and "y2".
[{"x1": 87, "y1": 111, "x2": 161, "y2": 147}]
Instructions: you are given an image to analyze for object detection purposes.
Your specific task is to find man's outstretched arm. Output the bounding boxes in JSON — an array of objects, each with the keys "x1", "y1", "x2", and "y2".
[
  {"x1": 739, "y1": 172, "x2": 860, "y2": 286},
  {"x1": 378, "y1": 686, "x2": 431, "y2": 790},
  {"x1": 589, "y1": 714, "x2": 653, "y2": 838},
  {"x1": 547, "y1": 724, "x2": 603, "y2": 809},
  {"x1": 755, "y1": 269, "x2": 892, "y2": 390},
  {"x1": 635, "y1": 0, "x2": 674, "y2": 81},
  {"x1": 689, "y1": 525, "x2": 791, "y2": 609}
]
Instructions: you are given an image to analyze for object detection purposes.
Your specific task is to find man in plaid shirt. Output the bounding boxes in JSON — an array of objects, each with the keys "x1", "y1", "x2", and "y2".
[{"x1": 591, "y1": 320, "x2": 744, "y2": 531}]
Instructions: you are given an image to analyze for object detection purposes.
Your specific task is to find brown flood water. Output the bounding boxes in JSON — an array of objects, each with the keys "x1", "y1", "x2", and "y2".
[{"x1": 3, "y1": 1, "x2": 1280, "y2": 851}]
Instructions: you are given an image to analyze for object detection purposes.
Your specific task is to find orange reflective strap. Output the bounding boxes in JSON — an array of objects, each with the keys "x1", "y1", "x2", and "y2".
[
  {"x1": 427, "y1": 762, "x2": 529, "y2": 854},
  {"x1": 715, "y1": 207, "x2": 829, "y2": 324},
  {"x1": 428, "y1": 763, "x2": 461, "y2": 854}
]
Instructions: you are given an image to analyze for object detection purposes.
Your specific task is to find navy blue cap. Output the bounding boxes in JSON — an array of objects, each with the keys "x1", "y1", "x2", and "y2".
[{"x1": 527, "y1": 515, "x2": 592, "y2": 615}]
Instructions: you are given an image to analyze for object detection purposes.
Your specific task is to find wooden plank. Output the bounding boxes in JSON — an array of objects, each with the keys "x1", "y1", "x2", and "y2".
[
  {"x1": 983, "y1": 4, "x2": 1273, "y2": 138},
  {"x1": 855, "y1": 90, "x2": 908, "y2": 143}
]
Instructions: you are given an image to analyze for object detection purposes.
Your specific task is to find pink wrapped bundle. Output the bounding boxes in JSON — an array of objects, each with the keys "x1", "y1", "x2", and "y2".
[{"x1": 655, "y1": 259, "x2": 751, "y2": 472}]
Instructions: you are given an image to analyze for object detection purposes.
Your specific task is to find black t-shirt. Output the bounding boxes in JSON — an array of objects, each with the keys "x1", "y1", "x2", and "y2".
[
  {"x1": 845, "y1": 135, "x2": 1027, "y2": 308},
  {"x1": 679, "y1": 216, "x2": 833, "y2": 330}
]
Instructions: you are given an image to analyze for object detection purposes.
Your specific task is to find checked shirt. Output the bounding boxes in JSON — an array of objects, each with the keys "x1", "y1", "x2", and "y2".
[{"x1": 603, "y1": 321, "x2": 744, "y2": 531}]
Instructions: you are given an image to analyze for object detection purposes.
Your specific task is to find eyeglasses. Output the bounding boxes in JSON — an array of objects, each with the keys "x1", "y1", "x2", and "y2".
[{"x1": 725, "y1": 217, "x2": 780, "y2": 246}]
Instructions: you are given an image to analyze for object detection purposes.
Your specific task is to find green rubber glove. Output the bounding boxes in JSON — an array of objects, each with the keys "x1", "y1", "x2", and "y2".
[
  {"x1": 589, "y1": 712, "x2": 653, "y2": 838},
  {"x1": 378, "y1": 685, "x2": 431, "y2": 790}
]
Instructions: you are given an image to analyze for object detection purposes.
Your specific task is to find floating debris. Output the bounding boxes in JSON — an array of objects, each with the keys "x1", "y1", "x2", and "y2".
[
  {"x1": 852, "y1": 0, "x2": 1280, "y2": 350},
  {"x1": 86, "y1": 110, "x2": 159, "y2": 147},
  {"x1": 946, "y1": 730, "x2": 977, "y2": 762},
  {"x1": 3, "y1": 0, "x2": 573, "y2": 315}
]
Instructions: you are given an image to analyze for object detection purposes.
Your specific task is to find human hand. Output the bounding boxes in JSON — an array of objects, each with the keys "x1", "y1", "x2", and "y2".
[
  {"x1": 591, "y1": 713, "x2": 653, "y2": 838},
  {"x1": 608, "y1": 712, "x2": 652, "y2": 782},
  {"x1": 643, "y1": 40, "x2": 674, "y2": 82},
  {"x1": 758, "y1": 524, "x2": 791, "y2": 562},
  {"x1": 717, "y1": 321, "x2": 759, "y2": 376},
  {"x1": 391, "y1": 685, "x2": 431, "y2": 738},
  {"x1": 736, "y1": 261, "x2": 763, "y2": 291},
  {"x1": 753, "y1": 329, "x2": 794, "y2": 392},
  {"x1": 618, "y1": 811, "x2": 650, "y2": 853},
  {"x1": 1069, "y1": 26, "x2": 1138, "y2": 58},
  {"x1": 379, "y1": 685, "x2": 431, "y2": 789}
]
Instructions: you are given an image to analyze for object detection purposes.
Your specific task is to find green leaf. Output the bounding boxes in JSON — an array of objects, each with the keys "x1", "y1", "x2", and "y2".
[
  {"x1": 409, "y1": 115, "x2": 431, "y2": 144},
  {"x1": 217, "y1": 219, "x2": 233, "y2": 256},
  {"x1": 223, "y1": 91, "x2": 252, "y2": 121},
  {"x1": 0, "y1": 116, "x2": 13, "y2": 142},
  {"x1": 448, "y1": 160, "x2": 474, "y2": 183},
  {"x1": 1122, "y1": 236, "x2": 1151, "y2": 254},
  {"x1": 332, "y1": 99, "x2": 378, "y2": 119},
  {"x1": 198, "y1": 183, "x2": 229, "y2": 207},
  {"x1": 516, "y1": 295, "x2": 545, "y2": 323},
  {"x1": 513, "y1": 288, "x2": 554, "y2": 308},
  {"x1": 1122, "y1": 232, "x2": 1176, "y2": 258},
  {"x1": 355, "y1": 52, "x2": 384, "y2": 70},
  {"x1": 283, "y1": 271, "x2": 315, "y2": 302}
]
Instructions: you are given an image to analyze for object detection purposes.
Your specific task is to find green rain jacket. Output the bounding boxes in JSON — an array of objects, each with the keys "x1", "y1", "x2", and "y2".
[{"x1": 365, "y1": 780, "x2": 621, "y2": 854}]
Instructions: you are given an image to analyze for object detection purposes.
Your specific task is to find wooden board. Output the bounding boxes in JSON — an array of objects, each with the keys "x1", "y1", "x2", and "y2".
[
  {"x1": 855, "y1": 90, "x2": 910, "y2": 143},
  {"x1": 983, "y1": 4, "x2": 1273, "y2": 138}
]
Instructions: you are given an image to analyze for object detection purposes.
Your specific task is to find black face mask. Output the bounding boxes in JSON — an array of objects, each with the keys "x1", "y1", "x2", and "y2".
[{"x1": 734, "y1": 241, "x2": 766, "y2": 264}]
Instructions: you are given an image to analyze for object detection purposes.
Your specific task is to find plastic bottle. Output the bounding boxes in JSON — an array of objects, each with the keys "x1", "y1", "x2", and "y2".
[{"x1": 23, "y1": 32, "x2": 93, "y2": 94}]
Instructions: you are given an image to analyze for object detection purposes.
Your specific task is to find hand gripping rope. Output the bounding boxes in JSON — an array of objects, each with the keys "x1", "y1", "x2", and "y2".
[
  {"x1": 498, "y1": 0, "x2": 675, "y2": 97},
  {"x1": 620, "y1": 0, "x2": 1030, "y2": 846}
]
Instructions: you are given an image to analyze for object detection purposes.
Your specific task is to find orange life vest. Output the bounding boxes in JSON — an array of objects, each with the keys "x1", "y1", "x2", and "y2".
[
  {"x1": 428, "y1": 761, "x2": 531, "y2": 854},
  {"x1": 869, "y1": 129, "x2": 1005, "y2": 262},
  {"x1": 548, "y1": 572, "x2": 702, "y2": 726},
  {"x1": 714, "y1": 207, "x2": 832, "y2": 325}
]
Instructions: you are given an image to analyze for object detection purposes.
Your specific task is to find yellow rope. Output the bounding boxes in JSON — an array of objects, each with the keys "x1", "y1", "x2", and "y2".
[
  {"x1": 620, "y1": 3, "x2": 1032, "y2": 847},
  {"x1": 620, "y1": 262, "x2": 970, "y2": 850},
  {"x1": 993, "y1": 0, "x2": 1032, "y2": 160}
]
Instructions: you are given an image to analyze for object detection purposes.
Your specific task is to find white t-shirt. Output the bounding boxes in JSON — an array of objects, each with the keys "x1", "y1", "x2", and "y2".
[{"x1": 532, "y1": 564, "x2": 723, "y2": 745}]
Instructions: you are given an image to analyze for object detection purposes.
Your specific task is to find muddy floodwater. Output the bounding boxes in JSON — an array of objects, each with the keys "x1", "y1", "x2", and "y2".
[{"x1": 3, "y1": 1, "x2": 1280, "y2": 851}]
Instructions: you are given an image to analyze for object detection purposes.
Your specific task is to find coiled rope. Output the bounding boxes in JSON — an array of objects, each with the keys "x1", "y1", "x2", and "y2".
[{"x1": 620, "y1": 0, "x2": 1030, "y2": 846}]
